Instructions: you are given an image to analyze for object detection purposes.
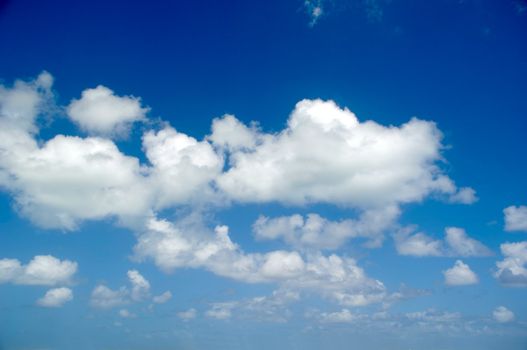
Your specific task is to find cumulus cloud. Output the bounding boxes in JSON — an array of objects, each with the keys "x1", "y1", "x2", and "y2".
[
  {"x1": 0, "y1": 255, "x2": 77, "y2": 286},
  {"x1": 127, "y1": 269, "x2": 150, "y2": 301},
  {"x1": 133, "y1": 215, "x2": 386, "y2": 307},
  {"x1": 494, "y1": 241, "x2": 527, "y2": 286},
  {"x1": 253, "y1": 206, "x2": 399, "y2": 250},
  {"x1": 493, "y1": 306, "x2": 515, "y2": 323},
  {"x1": 394, "y1": 227, "x2": 492, "y2": 257},
  {"x1": 319, "y1": 308, "x2": 355, "y2": 323},
  {"x1": 443, "y1": 260, "x2": 478, "y2": 286},
  {"x1": 91, "y1": 285, "x2": 129, "y2": 309},
  {"x1": 67, "y1": 85, "x2": 148, "y2": 136},
  {"x1": 504, "y1": 205, "x2": 527, "y2": 232},
  {"x1": 178, "y1": 308, "x2": 197, "y2": 320},
  {"x1": 152, "y1": 291, "x2": 172, "y2": 304},
  {"x1": 214, "y1": 99, "x2": 473, "y2": 208},
  {"x1": 37, "y1": 287, "x2": 73, "y2": 307}
]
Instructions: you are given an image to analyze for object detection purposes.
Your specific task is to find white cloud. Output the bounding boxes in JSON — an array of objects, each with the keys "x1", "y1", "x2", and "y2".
[
  {"x1": 119, "y1": 308, "x2": 136, "y2": 318},
  {"x1": 448, "y1": 187, "x2": 478, "y2": 204},
  {"x1": 91, "y1": 285, "x2": 129, "y2": 309},
  {"x1": 504, "y1": 205, "x2": 527, "y2": 232},
  {"x1": 152, "y1": 291, "x2": 172, "y2": 304},
  {"x1": 133, "y1": 215, "x2": 386, "y2": 307},
  {"x1": 0, "y1": 255, "x2": 77, "y2": 286},
  {"x1": 304, "y1": 0, "x2": 324, "y2": 26},
  {"x1": 142, "y1": 125, "x2": 223, "y2": 209},
  {"x1": 253, "y1": 206, "x2": 399, "y2": 250},
  {"x1": 494, "y1": 241, "x2": 527, "y2": 286},
  {"x1": 37, "y1": 287, "x2": 73, "y2": 307},
  {"x1": 206, "y1": 303, "x2": 234, "y2": 320},
  {"x1": 319, "y1": 308, "x2": 355, "y2": 323},
  {"x1": 443, "y1": 260, "x2": 478, "y2": 286},
  {"x1": 215, "y1": 99, "x2": 472, "y2": 208},
  {"x1": 177, "y1": 308, "x2": 197, "y2": 320},
  {"x1": 127, "y1": 270, "x2": 150, "y2": 302},
  {"x1": 493, "y1": 306, "x2": 515, "y2": 323},
  {"x1": 67, "y1": 85, "x2": 148, "y2": 136},
  {"x1": 394, "y1": 227, "x2": 491, "y2": 257}
]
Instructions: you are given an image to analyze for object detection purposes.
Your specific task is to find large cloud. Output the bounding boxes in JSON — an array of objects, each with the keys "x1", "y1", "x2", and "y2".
[
  {"x1": 67, "y1": 85, "x2": 148, "y2": 137},
  {"x1": 0, "y1": 255, "x2": 77, "y2": 286},
  {"x1": 214, "y1": 99, "x2": 474, "y2": 208}
]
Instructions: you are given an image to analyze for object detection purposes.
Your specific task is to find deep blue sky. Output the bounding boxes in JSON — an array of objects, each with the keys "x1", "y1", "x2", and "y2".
[{"x1": 0, "y1": 1, "x2": 526, "y2": 349}]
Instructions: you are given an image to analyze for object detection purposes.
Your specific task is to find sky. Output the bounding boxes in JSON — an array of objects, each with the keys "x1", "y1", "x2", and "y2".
[{"x1": 0, "y1": 0, "x2": 527, "y2": 349}]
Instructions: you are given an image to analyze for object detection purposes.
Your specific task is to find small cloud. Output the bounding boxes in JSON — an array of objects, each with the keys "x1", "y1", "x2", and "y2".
[
  {"x1": 37, "y1": 287, "x2": 73, "y2": 307},
  {"x1": 177, "y1": 308, "x2": 197, "y2": 321},
  {"x1": 119, "y1": 308, "x2": 136, "y2": 318},
  {"x1": 504, "y1": 205, "x2": 527, "y2": 232},
  {"x1": 443, "y1": 260, "x2": 478, "y2": 286},
  {"x1": 493, "y1": 306, "x2": 515, "y2": 323},
  {"x1": 304, "y1": 0, "x2": 324, "y2": 26},
  {"x1": 153, "y1": 291, "x2": 172, "y2": 304}
]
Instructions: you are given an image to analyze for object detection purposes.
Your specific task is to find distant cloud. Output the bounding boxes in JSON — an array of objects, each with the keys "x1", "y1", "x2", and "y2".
[
  {"x1": 67, "y1": 85, "x2": 148, "y2": 137},
  {"x1": 0, "y1": 255, "x2": 77, "y2": 286},
  {"x1": 443, "y1": 260, "x2": 478, "y2": 286},
  {"x1": 153, "y1": 291, "x2": 172, "y2": 304},
  {"x1": 394, "y1": 227, "x2": 492, "y2": 258},
  {"x1": 504, "y1": 205, "x2": 527, "y2": 232},
  {"x1": 178, "y1": 308, "x2": 197, "y2": 321},
  {"x1": 91, "y1": 285, "x2": 129, "y2": 309},
  {"x1": 37, "y1": 287, "x2": 73, "y2": 307},
  {"x1": 493, "y1": 306, "x2": 515, "y2": 323},
  {"x1": 494, "y1": 241, "x2": 527, "y2": 286},
  {"x1": 304, "y1": 0, "x2": 324, "y2": 26}
]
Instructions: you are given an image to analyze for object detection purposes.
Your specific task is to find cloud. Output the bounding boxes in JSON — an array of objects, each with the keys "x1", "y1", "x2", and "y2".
[
  {"x1": 504, "y1": 205, "x2": 527, "y2": 232},
  {"x1": 443, "y1": 260, "x2": 478, "y2": 286},
  {"x1": 37, "y1": 287, "x2": 73, "y2": 307},
  {"x1": 67, "y1": 85, "x2": 148, "y2": 137},
  {"x1": 214, "y1": 99, "x2": 473, "y2": 209},
  {"x1": 133, "y1": 215, "x2": 387, "y2": 307},
  {"x1": 253, "y1": 206, "x2": 399, "y2": 250},
  {"x1": 91, "y1": 285, "x2": 129, "y2": 309},
  {"x1": 394, "y1": 227, "x2": 492, "y2": 257},
  {"x1": 206, "y1": 289, "x2": 299, "y2": 322},
  {"x1": 177, "y1": 308, "x2": 197, "y2": 321},
  {"x1": 304, "y1": 0, "x2": 324, "y2": 26},
  {"x1": 119, "y1": 308, "x2": 136, "y2": 318},
  {"x1": 448, "y1": 187, "x2": 478, "y2": 204},
  {"x1": 494, "y1": 241, "x2": 527, "y2": 286},
  {"x1": 319, "y1": 308, "x2": 355, "y2": 323},
  {"x1": 127, "y1": 269, "x2": 150, "y2": 302},
  {"x1": 152, "y1": 291, "x2": 172, "y2": 304},
  {"x1": 493, "y1": 306, "x2": 515, "y2": 323},
  {"x1": 0, "y1": 255, "x2": 77, "y2": 286}
]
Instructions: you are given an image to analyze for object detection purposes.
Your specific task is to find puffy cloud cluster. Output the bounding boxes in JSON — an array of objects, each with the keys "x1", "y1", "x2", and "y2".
[
  {"x1": 67, "y1": 85, "x2": 148, "y2": 137},
  {"x1": 504, "y1": 205, "x2": 527, "y2": 232},
  {"x1": 214, "y1": 99, "x2": 473, "y2": 208},
  {"x1": 394, "y1": 227, "x2": 492, "y2": 257},
  {"x1": 0, "y1": 255, "x2": 77, "y2": 286},
  {"x1": 443, "y1": 260, "x2": 478, "y2": 286},
  {"x1": 134, "y1": 216, "x2": 386, "y2": 306},
  {"x1": 91, "y1": 269, "x2": 169, "y2": 309},
  {"x1": 37, "y1": 287, "x2": 73, "y2": 307},
  {"x1": 253, "y1": 206, "x2": 399, "y2": 250},
  {"x1": 494, "y1": 241, "x2": 527, "y2": 286}
]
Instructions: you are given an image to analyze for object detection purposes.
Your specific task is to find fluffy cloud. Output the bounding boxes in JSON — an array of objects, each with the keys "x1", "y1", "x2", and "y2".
[
  {"x1": 67, "y1": 85, "x2": 148, "y2": 136},
  {"x1": 37, "y1": 287, "x2": 73, "y2": 307},
  {"x1": 443, "y1": 260, "x2": 478, "y2": 286},
  {"x1": 134, "y1": 215, "x2": 386, "y2": 307},
  {"x1": 504, "y1": 205, "x2": 527, "y2": 232},
  {"x1": 152, "y1": 291, "x2": 172, "y2": 304},
  {"x1": 128, "y1": 269, "x2": 150, "y2": 301},
  {"x1": 178, "y1": 308, "x2": 197, "y2": 320},
  {"x1": 319, "y1": 308, "x2": 355, "y2": 323},
  {"x1": 493, "y1": 306, "x2": 515, "y2": 323},
  {"x1": 214, "y1": 99, "x2": 473, "y2": 208},
  {"x1": 91, "y1": 285, "x2": 129, "y2": 309},
  {"x1": 142, "y1": 126, "x2": 223, "y2": 208},
  {"x1": 0, "y1": 255, "x2": 77, "y2": 286},
  {"x1": 253, "y1": 206, "x2": 399, "y2": 250},
  {"x1": 494, "y1": 241, "x2": 527, "y2": 286},
  {"x1": 394, "y1": 227, "x2": 492, "y2": 257}
]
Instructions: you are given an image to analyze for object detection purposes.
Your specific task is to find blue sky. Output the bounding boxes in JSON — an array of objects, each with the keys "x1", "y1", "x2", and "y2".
[{"x1": 0, "y1": 0, "x2": 526, "y2": 349}]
